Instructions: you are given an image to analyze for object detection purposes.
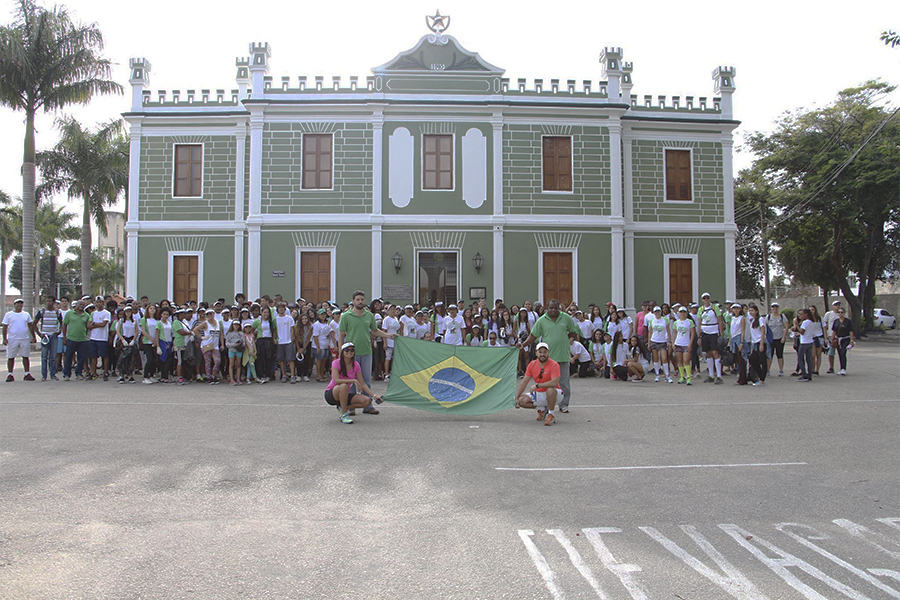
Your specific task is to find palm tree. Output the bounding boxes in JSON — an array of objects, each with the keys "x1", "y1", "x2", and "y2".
[
  {"x1": 34, "y1": 201, "x2": 79, "y2": 294},
  {"x1": 60, "y1": 247, "x2": 124, "y2": 297},
  {"x1": 36, "y1": 116, "x2": 128, "y2": 297},
  {"x1": 0, "y1": 0, "x2": 122, "y2": 313},
  {"x1": 0, "y1": 190, "x2": 21, "y2": 312}
]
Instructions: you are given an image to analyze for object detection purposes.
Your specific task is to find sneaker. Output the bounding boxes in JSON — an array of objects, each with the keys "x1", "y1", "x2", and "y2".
[
  {"x1": 41, "y1": 377, "x2": 47, "y2": 382},
  {"x1": 559, "y1": 407, "x2": 569, "y2": 413},
  {"x1": 752, "y1": 381, "x2": 764, "y2": 386},
  {"x1": 340, "y1": 413, "x2": 354, "y2": 424},
  {"x1": 51, "y1": 376, "x2": 59, "y2": 381},
  {"x1": 290, "y1": 376, "x2": 297, "y2": 384},
  {"x1": 654, "y1": 375, "x2": 660, "y2": 382},
  {"x1": 210, "y1": 378, "x2": 220, "y2": 385},
  {"x1": 63, "y1": 376, "x2": 70, "y2": 381},
  {"x1": 281, "y1": 375, "x2": 288, "y2": 383},
  {"x1": 117, "y1": 377, "x2": 125, "y2": 384},
  {"x1": 778, "y1": 370, "x2": 784, "y2": 377},
  {"x1": 714, "y1": 377, "x2": 724, "y2": 385},
  {"x1": 839, "y1": 369, "x2": 846, "y2": 376},
  {"x1": 362, "y1": 407, "x2": 380, "y2": 415},
  {"x1": 677, "y1": 378, "x2": 685, "y2": 384},
  {"x1": 544, "y1": 414, "x2": 555, "y2": 426},
  {"x1": 128, "y1": 378, "x2": 137, "y2": 383},
  {"x1": 24, "y1": 373, "x2": 35, "y2": 381},
  {"x1": 686, "y1": 379, "x2": 692, "y2": 386},
  {"x1": 102, "y1": 373, "x2": 108, "y2": 382},
  {"x1": 177, "y1": 378, "x2": 187, "y2": 385},
  {"x1": 536, "y1": 409, "x2": 545, "y2": 421},
  {"x1": 5, "y1": 374, "x2": 13, "y2": 382},
  {"x1": 75, "y1": 375, "x2": 84, "y2": 381},
  {"x1": 142, "y1": 379, "x2": 154, "y2": 384},
  {"x1": 826, "y1": 369, "x2": 834, "y2": 374},
  {"x1": 384, "y1": 375, "x2": 390, "y2": 382},
  {"x1": 303, "y1": 376, "x2": 309, "y2": 382},
  {"x1": 665, "y1": 377, "x2": 673, "y2": 383}
]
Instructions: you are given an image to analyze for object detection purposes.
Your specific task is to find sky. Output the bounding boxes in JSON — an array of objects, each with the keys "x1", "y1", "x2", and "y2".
[{"x1": 0, "y1": 0, "x2": 898, "y2": 285}]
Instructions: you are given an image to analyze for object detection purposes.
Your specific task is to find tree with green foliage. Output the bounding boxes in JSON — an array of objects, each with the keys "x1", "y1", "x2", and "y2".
[
  {"x1": 36, "y1": 116, "x2": 128, "y2": 298},
  {"x1": 5, "y1": 200, "x2": 78, "y2": 297},
  {"x1": 59, "y1": 247, "x2": 124, "y2": 296},
  {"x1": 744, "y1": 80, "x2": 900, "y2": 332},
  {"x1": 0, "y1": 0, "x2": 122, "y2": 314},
  {"x1": 733, "y1": 173, "x2": 778, "y2": 300},
  {"x1": 881, "y1": 30, "x2": 899, "y2": 48},
  {"x1": 0, "y1": 190, "x2": 20, "y2": 310}
]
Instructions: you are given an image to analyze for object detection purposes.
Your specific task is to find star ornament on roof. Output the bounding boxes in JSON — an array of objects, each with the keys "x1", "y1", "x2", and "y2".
[{"x1": 426, "y1": 10, "x2": 450, "y2": 45}]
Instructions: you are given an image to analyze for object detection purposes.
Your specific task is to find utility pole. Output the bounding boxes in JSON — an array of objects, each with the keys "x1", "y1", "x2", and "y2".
[{"x1": 761, "y1": 199, "x2": 771, "y2": 308}]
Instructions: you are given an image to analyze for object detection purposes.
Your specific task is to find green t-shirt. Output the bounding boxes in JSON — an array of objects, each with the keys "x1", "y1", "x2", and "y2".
[
  {"x1": 338, "y1": 309, "x2": 377, "y2": 356},
  {"x1": 172, "y1": 319, "x2": 191, "y2": 348},
  {"x1": 530, "y1": 312, "x2": 580, "y2": 363},
  {"x1": 63, "y1": 310, "x2": 91, "y2": 342}
]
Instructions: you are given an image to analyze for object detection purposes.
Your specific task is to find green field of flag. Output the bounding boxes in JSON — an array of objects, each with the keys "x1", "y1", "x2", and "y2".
[{"x1": 383, "y1": 336, "x2": 518, "y2": 415}]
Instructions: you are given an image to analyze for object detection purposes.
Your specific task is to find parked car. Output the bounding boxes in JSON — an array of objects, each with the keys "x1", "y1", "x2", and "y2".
[{"x1": 873, "y1": 308, "x2": 896, "y2": 329}]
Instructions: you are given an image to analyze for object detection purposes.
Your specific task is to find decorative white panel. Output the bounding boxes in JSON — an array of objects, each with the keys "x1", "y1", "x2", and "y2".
[
  {"x1": 658, "y1": 238, "x2": 701, "y2": 255},
  {"x1": 410, "y1": 231, "x2": 466, "y2": 249},
  {"x1": 389, "y1": 127, "x2": 414, "y2": 208},
  {"x1": 534, "y1": 233, "x2": 582, "y2": 249},
  {"x1": 292, "y1": 231, "x2": 341, "y2": 248},
  {"x1": 462, "y1": 128, "x2": 487, "y2": 209},
  {"x1": 165, "y1": 237, "x2": 208, "y2": 252}
]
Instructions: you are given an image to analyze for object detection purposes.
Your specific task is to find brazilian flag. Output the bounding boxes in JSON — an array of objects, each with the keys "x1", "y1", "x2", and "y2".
[{"x1": 383, "y1": 336, "x2": 518, "y2": 415}]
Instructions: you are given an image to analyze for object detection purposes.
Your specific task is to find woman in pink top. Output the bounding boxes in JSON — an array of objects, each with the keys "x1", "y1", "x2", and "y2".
[{"x1": 325, "y1": 342, "x2": 382, "y2": 424}]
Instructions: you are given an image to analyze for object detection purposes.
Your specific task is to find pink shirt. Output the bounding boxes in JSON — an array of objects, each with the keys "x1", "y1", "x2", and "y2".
[
  {"x1": 326, "y1": 358, "x2": 361, "y2": 391},
  {"x1": 635, "y1": 311, "x2": 647, "y2": 337}
]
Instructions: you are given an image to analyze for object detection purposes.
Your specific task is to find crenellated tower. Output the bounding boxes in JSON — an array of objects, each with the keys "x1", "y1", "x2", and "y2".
[
  {"x1": 712, "y1": 66, "x2": 736, "y2": 119},
  {"x1": 128, "y1": 57, "x2": 151, "y2": 111},
  {"x1": 599, "y1": 47, "x2": 624, "y2": 101},
  {"x1": 248, "y1": 42, "x2": 271, "y2": 98}
]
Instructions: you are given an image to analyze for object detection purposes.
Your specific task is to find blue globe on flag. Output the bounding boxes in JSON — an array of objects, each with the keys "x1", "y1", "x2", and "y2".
[{"x1": 428, "y1": 368, "x2": 476, "y2": 403}]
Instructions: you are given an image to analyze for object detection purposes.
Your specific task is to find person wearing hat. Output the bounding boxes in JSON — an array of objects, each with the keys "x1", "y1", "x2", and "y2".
[
  {"x1": 324, "y1": 342, "x2": 383, "y2": 424},
  {"x1": 313, "y1": 308, "x2": 335, "y2": 382},
  {"x1": 2, "y1": 298, "x2": 36, "y2": 382},
  {"x1": 430, "y1": 301, "x2": 446, "y2": 342},
  {"x1": 514, "y1": 342, "x2": 561, "y2": 426},
  {"x1": 338, "y1": 291, "x2": 395, "y2": 415},
  {"x1": 823, "y1": 300, "x2": 843, "y2": 374},
  {"x1": 83, "y1": 295, "x2": 111, "y2": 381},
  {"x1": 645, "y1": 306, "x2": 674, "y2": 383},
  {"x1": 763, "y1": 302, "x2": 788, "y2": 376},
  {"x1": 274, "y1": 302, "x2": 298, "y2": 384},
  {"x1": 381, "y1": 305, "x2": 402, "y2": 381},
  {"x1": 114, "y1": 305, "x2": 139, "y2": 383},
  {"x1": 171, "y1": 307, "x2": 197, "y2": 385},
  {"x1": 414, "y1": 310, "x2": 430, "y2": 340},
  {"x1": 518, "y1": 299, "x2": 580, "y2": 412},
  {"x1": 440, "y1": 304, "x2": 465, "y2": 346},
  {"x1": 193, "y1": 307, "x2": 224, "y2": 384},
  {"x1": 154, "y1": 307, "x2": 176, "y2": 383},
  {"x1": 672, "y1": 306, "x2": 696, "y2": 384},
  {"x1": 466, "y1": 323, "x2": 484, "y2": 347},
  {"x1": 699, "y1": 293, "x2": 725, "y2": 384},
  {"x1": 400, "y1": 305, "x2": 417, "y2": 340}
]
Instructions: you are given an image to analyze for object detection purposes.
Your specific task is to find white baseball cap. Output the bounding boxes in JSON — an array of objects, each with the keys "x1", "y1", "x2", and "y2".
[{"x1": 536, "y1": 342, "x2": 550, "y2": 351}]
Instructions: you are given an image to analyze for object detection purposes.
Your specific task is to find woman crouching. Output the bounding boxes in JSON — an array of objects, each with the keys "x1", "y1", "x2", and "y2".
[{"x1": 325, "y1": 342, "x2": 383, "y2": 424}]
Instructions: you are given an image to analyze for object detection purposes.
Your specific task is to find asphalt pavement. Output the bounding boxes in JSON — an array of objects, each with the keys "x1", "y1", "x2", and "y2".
[{"x1": 1, "y1": 338, "x2": 898, "y2": 599}]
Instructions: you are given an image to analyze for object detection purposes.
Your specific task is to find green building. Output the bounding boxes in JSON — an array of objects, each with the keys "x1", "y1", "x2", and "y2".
[{"x1": 124, "y1": 16, "x2": 738, "y2": 309}]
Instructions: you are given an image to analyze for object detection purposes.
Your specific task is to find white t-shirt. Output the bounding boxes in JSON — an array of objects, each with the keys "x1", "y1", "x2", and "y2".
[
  {"x1": 330, "y1": 319, "x2": 341, "y2": 341},
  {"x1": 258, "y1": 319, "x2": 272, "y2": 338},
  {"x1": 749, "y1": 319, "x2": 765, "y2": 344},
  {"x1": 647, "y1": 316, "x2": 669, "y2": 344},
  {"x1": 415, "y1": 322, "x2": 430, "y2": 339},
  {"x1": 313, "y1": 321, "x2": 332, "y2": 349},
  {"x1": 730, "y1": 315, "x2": 745, "y2": 341},
  {"x1": 700, "y1": 305, "x2": 720, "y2": 335},
  {"x1": 2, "y1": 310, "x2": 33, "y2": 341},
  {"x1": 570, "y1": 340, "x2": 590, "y2": 362},
  {"x1": 275, "y1": 314, "x2": 295, "y2": 345},
  {"x1": 799, "y1": 319, "x2": 815, "y2": 344},
  {"x1": 120, "y1": 318, "x2": 138, "y2": 339},
  {"x1": 400, "y1": 315, "x2": 417, "y2": 338},
  {"x1": 809, "y1": 320, "x2": 824, "y2": 338},
  {"x1": 578, "y1": 319, "x2": 594, "y2": 340},
  {"x1": 441, "y1": 315, "x2": 465, "y2": 345},
  {"x1": 673, "y1": 317, "x2": 695, "y2": 347},
  {"x1": 200, "y1": 320, "x2": 220, "y2": 349},
  {"x1": 383, "y1": 316, "x2": 400, "y2": 348},
  {"x1": 90, "y1": 309, "x2": 111, "y2": 342}
]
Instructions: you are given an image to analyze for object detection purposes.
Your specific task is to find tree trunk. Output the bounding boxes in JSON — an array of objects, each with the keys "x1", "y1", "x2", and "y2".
[
  {"x1": 21, "y1": 109, "x2": 36, "y2": 314},
  {"x1": 830, "y1": 221, "x2": 863, "y2": 334},
  {"x1": 1, "y1": 249, "x2": 6, "y2": 314},
  {"x1": 49, "y1": 254, "x2": 57, "y2": 299},
  {"x1": 81, "y1": 194, "x2": 92, "y2": 298}
]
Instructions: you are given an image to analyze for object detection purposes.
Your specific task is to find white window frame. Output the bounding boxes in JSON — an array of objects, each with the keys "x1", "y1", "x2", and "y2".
[
  {"x1": 540, "y1": 134, "x2": 575, "y2": 195},
  {"x1": 662, "y1": 253, "x2": 699, "y2": 305},
  {"x1": 662, "y1": 147, "x2": 695, "y2": 203},
  {"x1": 167, "y1": 251, "x2": 204, "y2": 304},
  {"x1": 300, "y1": 132, "x2": 335, "y2": 191},
  {"x1": 295, "y1": 247, "x2": 336, "y2": 303},
  {"x1": 171, "y1": 142, "x2": 204, "y2": 199},
  {"x1": 413, "y1": 249, "x2": 461, "y2": 305},
  {"x1": 537, "y1": 248, "x2": 578, "y2": 305},
  {"x1": 420, "y1": 133, "x2": 456, "y2": 192}
]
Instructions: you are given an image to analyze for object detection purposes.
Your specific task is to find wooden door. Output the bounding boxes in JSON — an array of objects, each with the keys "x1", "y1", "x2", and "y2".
[
  {"x1": 172, "y1": 255, "x2": 198, "y2": 306},
  {"x1": 300, "y1": 252, "x2": 331, "y2": 305},
  {"x1": 669, "y1": 258, "x2": 693, "y2": 306},
  {"x1": 542, "y1": 252, "x2": 573, "y2": 306}
]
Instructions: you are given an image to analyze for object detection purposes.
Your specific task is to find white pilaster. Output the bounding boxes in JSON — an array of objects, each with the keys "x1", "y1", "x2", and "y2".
[
  {"x1": 126, "y1": 230, "x2": 138, "y2": 299},
  {"x1": 624, "y1": 231, "x2": 635, "y2": 312},
  {"x1": 609, "y1": 121, "x2": 623, "y2": 218},
  {"x1": 248, "y1": 227, "x2": 261, "y2": 299},
  {"x1": 725, "y1": 230, "x2": 736, "y2": 301},
  {"x1": 722, "y1": 135, "x2": 735, "y2": 224},
  {"x1": 372, "y1": 107, "x2": 384, "y2": 215},
  {"x1": 234, "y1": 231, "x2": 244, "y2": 297},
  {"x1": 493, "y1": 225, "x2": 504, "y2": 301},
  {"x1": 492, "y1": 112, "x2": 503, "y2": 215},
  {"x1": 371, "y1": 225, "x2": 382, "y2": 299},
  {"x1": 611, "y1": 227, "x2": 624, "y2": 307},
  {"x1": 248, "y1": 111, "x2": 264, "y2": 217}
]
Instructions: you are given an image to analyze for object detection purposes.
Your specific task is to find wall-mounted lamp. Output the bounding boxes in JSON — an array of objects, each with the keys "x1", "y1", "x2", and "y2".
[
  {"x1": 392, "y1": 252, "x2": 403, "y2": 274},
  {"x1": 472, "y1": 252, "x2": 484, "y2": 274}
]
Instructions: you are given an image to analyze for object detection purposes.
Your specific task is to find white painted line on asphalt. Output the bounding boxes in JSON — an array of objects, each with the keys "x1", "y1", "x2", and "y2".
[
  {"x1": 496, "y1": 462, "x2": 808, "y2": 472},
  {"x1": 518, "y1": 530, "x2": 566, "y2": 600},
  {"x1": 546, "y1": 529, "x2": 611, "y2": 599}
]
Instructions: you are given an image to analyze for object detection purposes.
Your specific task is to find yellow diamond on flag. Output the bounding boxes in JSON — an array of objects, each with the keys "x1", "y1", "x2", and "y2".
[{"x1": 399, "y1": 355, "x2": 503, "y2": 408}]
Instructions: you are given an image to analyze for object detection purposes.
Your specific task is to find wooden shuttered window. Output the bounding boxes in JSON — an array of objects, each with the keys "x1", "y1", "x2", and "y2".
[
  {"x1": 423, "y1": 134, "x2": 453, "y2": 190},
  {"x1": 303, "y1": 134, "x2": 333, "y2": 189},
  {"x1": 665, "y1": 149, "x2": 692, "y2": 201},
  {"x1": 542, "y1": 136, "x2": 572, "y2": 192},
  {"x1": 173, "y1": 144, "x2": 202, "y2": 197}
]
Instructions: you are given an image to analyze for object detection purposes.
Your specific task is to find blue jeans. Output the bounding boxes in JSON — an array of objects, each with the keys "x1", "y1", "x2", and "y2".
[
  {"x1": 352, "y1": 353, "x2": 374, "y2": 408},
  {"x1": 64, "y1": 339, "x2": 87, "y2": 377},
  {"x1": 41, "y1": 333, "x2": 58, "y2": 379}
]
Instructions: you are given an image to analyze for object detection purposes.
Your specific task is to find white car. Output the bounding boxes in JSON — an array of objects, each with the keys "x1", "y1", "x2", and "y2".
[{"x1": 874, "y1": 308, "x2": 896, "y2": 329}]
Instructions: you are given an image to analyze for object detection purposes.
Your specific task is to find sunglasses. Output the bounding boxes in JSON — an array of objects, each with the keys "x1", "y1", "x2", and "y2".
[
  {"x1": 538, "y1": 368, "x2": 544, "y2": 380},
  {"x1": 344, "y1": 349, "x2": 355, "y2": 353}
]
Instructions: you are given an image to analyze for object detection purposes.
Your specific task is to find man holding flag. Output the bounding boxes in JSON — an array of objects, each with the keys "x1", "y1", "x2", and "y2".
[
  {"x1": 515, "y1": 342, "x2": 561, "y2": 426},
  {"x1": 518, "y1": 299, "x2": 580, "y2": 413},
  {"x1": 338, "y1": 290, "x2": 395, "y2": 415}
]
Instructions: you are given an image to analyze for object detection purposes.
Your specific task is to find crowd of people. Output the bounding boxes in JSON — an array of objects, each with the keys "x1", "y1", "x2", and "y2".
[{"x1": 2, "y1": 290, "x2": 860, "y2": 423}]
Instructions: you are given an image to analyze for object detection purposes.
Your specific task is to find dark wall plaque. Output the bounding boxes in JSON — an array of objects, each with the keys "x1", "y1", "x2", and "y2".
[{"x1": 383, "y1": 284, "x2": 413, "y2": 300}]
